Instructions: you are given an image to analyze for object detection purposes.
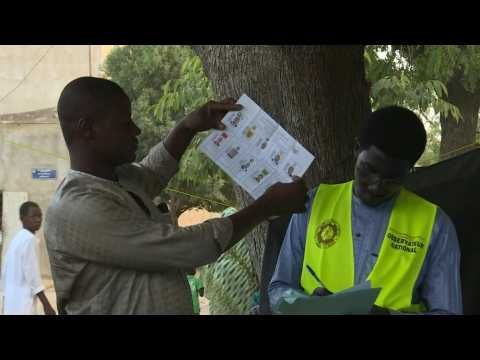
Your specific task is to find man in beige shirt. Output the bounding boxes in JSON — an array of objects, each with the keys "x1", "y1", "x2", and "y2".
[{"x1": 45, "y1": 76, "x2": 308, "y2": 314}]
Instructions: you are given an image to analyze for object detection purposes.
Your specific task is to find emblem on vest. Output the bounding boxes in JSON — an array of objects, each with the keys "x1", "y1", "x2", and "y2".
[
  {"x1": 315, "y1": 219, "x2": 340, "y2": 248},
  {"x1": 387, "y1": 229, "x2": 425, "y2": 254}
]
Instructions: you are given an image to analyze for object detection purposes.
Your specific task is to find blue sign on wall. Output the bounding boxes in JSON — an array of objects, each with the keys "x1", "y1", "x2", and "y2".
[{"x1": 32, "y1": 168, "x2": 57, "y2": 180}]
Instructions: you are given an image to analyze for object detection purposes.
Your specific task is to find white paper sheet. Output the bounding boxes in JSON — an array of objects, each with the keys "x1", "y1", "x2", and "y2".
[
  {"x1": 199, "y1": 94, "x2": 315, "y2": 199},
  {"x1": 278, "y1": 282, "x2": 382, "y2": 315}
]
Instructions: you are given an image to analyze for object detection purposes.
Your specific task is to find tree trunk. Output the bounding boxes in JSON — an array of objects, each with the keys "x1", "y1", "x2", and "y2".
[
  {"x1": 168, "y1": 196, "x2": 182, "y2": 226},
  {"x1": 440, "y1": 71, "x2": 480, "y2": 160},
  {"x1": 193, "y1": 45, "x2": 371, "y2": 282}
]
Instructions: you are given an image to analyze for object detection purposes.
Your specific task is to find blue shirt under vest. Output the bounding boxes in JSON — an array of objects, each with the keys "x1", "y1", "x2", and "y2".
[{"x1": 269, "y1": 185, "x2": 463, "y2": 315}]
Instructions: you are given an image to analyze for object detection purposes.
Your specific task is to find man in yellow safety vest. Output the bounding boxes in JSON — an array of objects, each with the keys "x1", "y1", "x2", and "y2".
[{"x1": 269, "y1": 106, "x2": 462, "y2": 315}]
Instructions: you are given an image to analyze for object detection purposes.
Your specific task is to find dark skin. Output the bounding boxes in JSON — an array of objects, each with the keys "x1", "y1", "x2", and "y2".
[
  {"x1": 312, "y1": 144, "x2": 413, "y2": 315},
  {"x1": 68, "y1": 93, "x2": 141, "y2": 181},
  {"x1": 66, "y1": 90, "x2": 308, "y2": 266},
  {"x1": 353, "y1": 144, "x2": 411, "y2": 208},
  {"x1": 21, "y1": 206, "x2": 42, "y2": 234},
  {"x1": 21, "y1": 206, "x2": 56, "y2": 315}
]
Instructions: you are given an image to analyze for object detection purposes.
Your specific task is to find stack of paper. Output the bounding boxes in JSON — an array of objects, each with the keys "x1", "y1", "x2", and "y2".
[{"x1": 278, "y1": 282, "x2": 381, "y2": 315}]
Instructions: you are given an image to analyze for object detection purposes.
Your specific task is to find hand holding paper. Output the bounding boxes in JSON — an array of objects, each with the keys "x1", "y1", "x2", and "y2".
[
  {"x1": 182, "y1": 98, "x2": 243, "y2": 133},
  {"x1": 257, "y1": 178, "x2": 309, "y2": 216}
]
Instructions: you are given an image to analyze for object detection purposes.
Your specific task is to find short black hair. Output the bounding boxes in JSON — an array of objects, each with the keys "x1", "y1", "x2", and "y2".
[
  {"x1": 57, "y1": 76, "x2": 128, "y2": 145},
  {"x1": 19, "y1": 201, "x2": 40, "y2": 218},
  {"x1": 358, "y1": 106, "x2": 427, "y2": 166}
]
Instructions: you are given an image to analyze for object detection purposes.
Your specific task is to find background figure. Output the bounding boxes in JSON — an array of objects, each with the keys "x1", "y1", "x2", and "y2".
[{"x1": 0, "y1": 202, "x2": 55, "y2": 315}]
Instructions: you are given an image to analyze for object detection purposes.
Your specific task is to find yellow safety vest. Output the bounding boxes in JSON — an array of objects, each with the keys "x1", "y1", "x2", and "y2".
[{"x1": 300, "y1": 181, "x2": 437, "y2": 312}]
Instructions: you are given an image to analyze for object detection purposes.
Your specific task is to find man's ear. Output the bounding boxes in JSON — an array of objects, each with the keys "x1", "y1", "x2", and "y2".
[{"x1": 77, "y1": 116, "x2": 94, "y2": 140}]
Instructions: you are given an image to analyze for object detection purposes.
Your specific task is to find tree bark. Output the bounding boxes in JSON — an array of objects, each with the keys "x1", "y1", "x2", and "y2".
[
  {"x1": 193, "y1": 45, "x2": 371, "y2": 281},
  {"x1": 168, "y1": 196, "x2": 184, "y2": 226},
  {"x1": 440, "y1": 71, "x2": 480, "y2": 160}
]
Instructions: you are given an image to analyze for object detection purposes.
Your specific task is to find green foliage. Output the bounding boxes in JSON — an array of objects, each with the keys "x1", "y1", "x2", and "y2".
[
  {"x1": 154, "y1": 56, "x2": 214, "y2": 121},
  {"x1": 407, "y1": 45, "x2": 480, "y2": 93},
  {"x1": 365, "y1": 45, "x2": 480, "y2": 165},
  {"x1": 365, "y1": 46, "x2": 463, "y2": 122},
  {"x1": 103, "y1": 45, "x2": 190, "y2": 161},
  {"x1": 102, "y1": 46, "x2": 236, "y2": 214},
  {"x1": 416, "y1": 115, "x2": 441, "y2": 167},
  {"x1": 154, "y1": 53, "x2": 237, "y2": 213}
]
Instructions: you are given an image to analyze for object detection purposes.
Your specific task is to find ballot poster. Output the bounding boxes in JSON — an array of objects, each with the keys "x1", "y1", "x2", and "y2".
[{"x1": 199, "y1": 94, "x2": 315, "y2": 199}]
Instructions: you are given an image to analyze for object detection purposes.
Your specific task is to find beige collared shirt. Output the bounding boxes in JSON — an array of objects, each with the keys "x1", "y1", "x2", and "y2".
[{"x1": 45, "y1": 142, "x2": 233, "y2": 314}]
